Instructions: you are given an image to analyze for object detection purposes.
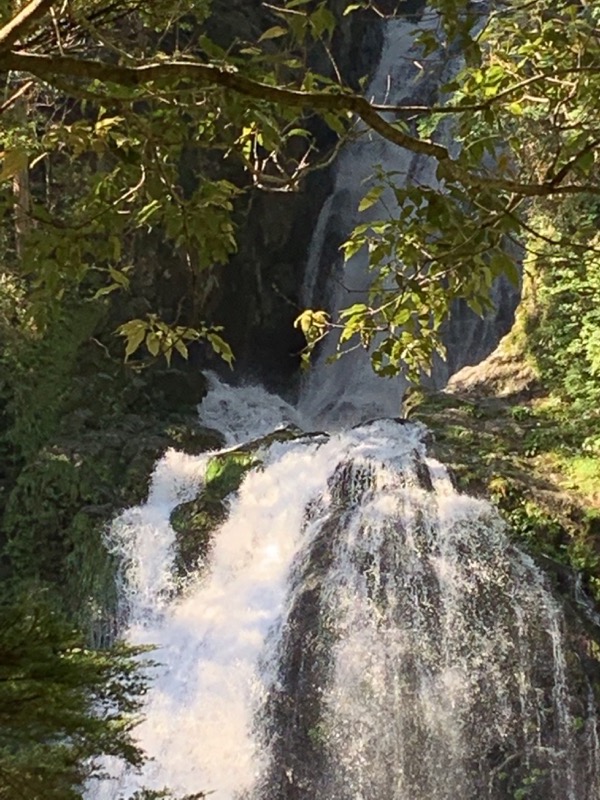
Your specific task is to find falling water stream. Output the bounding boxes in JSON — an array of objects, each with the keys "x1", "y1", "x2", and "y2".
[
  {"x1": 87, "y1": 375, "x2": 600, "y2": 800},
  {"x1": 87, "y1": 12, "x2": 599, "y2": 800},
  {"x1": 298, "y1": 11, "x2": 518, "y2": 426}
]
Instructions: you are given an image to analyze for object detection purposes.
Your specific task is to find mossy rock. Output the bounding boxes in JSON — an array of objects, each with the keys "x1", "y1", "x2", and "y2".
[
  {"x1": 170, "y1": 496, "x2": 227, "y2": 576},
  {"x1": 204, "y1": 451, "x2": 262, "y2": 499},
  {"x1": 201, "y1": 426, "x2": 304, "y2": 500},
  {"x1": 405, "y1": 383, "x2": 600, "y2": 602},
  {"x1": 169, "y1": 449, "x2": 261, "y2": 576}
]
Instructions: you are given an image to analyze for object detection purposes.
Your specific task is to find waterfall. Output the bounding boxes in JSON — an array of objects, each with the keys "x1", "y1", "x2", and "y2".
[
  {"x1": 298, "y1": 15, "x2": 437, "y2": 426},
  {"x1": 298, "y1": 12, "x2": 519, "y2": 427},
  {"x1": 86, "y1": 375, "x2": 600, "y2": 800},
  {"x1": 86, "y1": 13, "x2": 595, "y2": 800}
]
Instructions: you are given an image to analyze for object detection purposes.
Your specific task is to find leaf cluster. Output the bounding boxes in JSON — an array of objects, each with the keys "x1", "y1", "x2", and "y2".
[
  {"x1": 3, "y1": 0, "x2": 600, "y2": 384},
  {"x1": 117, "y1": 314, "x2": 234, "y2": 367},
  {"x1": 0, "y1": 0, "x2": 346, "y2": 362}
]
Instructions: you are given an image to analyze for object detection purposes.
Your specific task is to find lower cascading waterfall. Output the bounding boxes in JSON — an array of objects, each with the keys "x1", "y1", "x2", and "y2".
[{"x1": 87, "y1": 385, "x2": 600, "y2": 800}]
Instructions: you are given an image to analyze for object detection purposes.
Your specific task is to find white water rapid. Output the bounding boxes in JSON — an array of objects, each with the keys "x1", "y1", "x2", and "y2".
[{"x1": 86, "y1": 374, "x2": 600, "y2": 800}]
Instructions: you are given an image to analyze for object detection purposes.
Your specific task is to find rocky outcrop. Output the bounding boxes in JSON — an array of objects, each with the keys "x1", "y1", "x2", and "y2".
[{"x1": 3, "y1": 410, "x2": 223, "y2": 639}]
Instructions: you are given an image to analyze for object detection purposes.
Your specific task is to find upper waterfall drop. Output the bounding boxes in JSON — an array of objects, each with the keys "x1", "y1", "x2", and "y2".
[
  {"x1": 298, "y1": 14, "x2": 436, "y2": 428},
  {"x1": 298, "y1": 12, "x2": 519, "y2": 430}
]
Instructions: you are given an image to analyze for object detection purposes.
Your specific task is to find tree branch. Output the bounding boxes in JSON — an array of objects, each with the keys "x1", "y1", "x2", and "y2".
[
  {"x1": 0, "y1": 50, "x2": 450, "y2": 161},
  {"x1": 1, "y1": 50, "x2": 599, "y2": 198},
  {"x1": 547, "y1": 137, "x2": 600, "y2": 187},
  {"x1": 0, "y1": 0, "x2": 57, "y2": 52},
  {"x1": 0, "y1": 78, "x2": 33, "y2": 113}
]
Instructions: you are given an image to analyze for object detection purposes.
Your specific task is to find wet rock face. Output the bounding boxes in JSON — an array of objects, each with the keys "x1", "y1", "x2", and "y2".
[
  {"x1": 253, "y1": 442, "x2": 600, "y2": 800},
  {"x1": 431, "y1": 277, "x2": 521, "y2": 389},
  {"x1": 145, "y1": 368, "x2": 210, "y2": 412},
  {"x1": 256, "y1": 511, "x2": 342, "y2": 800}
]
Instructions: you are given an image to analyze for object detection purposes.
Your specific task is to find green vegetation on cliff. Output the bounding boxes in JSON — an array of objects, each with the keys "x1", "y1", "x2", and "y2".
[{"x1": 405, "y1": 192, "x2": 600, "y2": 600}]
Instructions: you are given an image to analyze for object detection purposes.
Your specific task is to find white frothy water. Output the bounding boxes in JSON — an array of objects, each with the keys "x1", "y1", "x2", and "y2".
[
  {"x1": 88, "y1": 386, "x2": 313, "y2": 799},
  {"x1": 86, "y1": 375, "x2": 600, "y2": 800},
  {"x1": 199, "y1": 371, "x2": 302, "y2": 446},
  {"x1": 316, "y1": 478, "x2": 580, "y2": 799},
  {"x1": 85, "y1": 13, "x2": 598, "y2": 799},
  {"x1": 87, "y1": 385, "x2": 419, "y2": 798}
]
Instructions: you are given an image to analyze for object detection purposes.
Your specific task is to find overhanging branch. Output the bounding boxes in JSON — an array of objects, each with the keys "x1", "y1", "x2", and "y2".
[
  {"x1": 0, "y1": 0, "x2": 57, "y2": 52},
  {"x1": 0, "y1": 50, "x2": 450, "y2": 161},
  {"x1": 1, "y1": 49, "x2": 599, "y2": 198}
]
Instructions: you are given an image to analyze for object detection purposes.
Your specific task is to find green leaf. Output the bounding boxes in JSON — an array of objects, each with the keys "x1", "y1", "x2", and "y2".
[
  {"x1": 258, "y1": 26, "x2": 288, "y2": 41},
  {"x1": 576, "y1": 149, "x2": 595, "y2": 175},
  {"x1": 322, "y1": 111, "x2": 348, "y2": 137},
  {"x1": 174, "y1": 338, "x2": 189, "y2": 359},
  {"x1": 94, "y1": 115, "x2": 124, "y2": 133},
  {"x1": 358, "y1": 185, "x2": 384, "y2": 213},
  {"x1": 342, "y1": 237, "x2": 367, "y2": 261},
  {"x1": 393, "y1": 308, "x2": 413, "y2": 326},
  {"x1": 198, "y1": 34, "x2": 227, "y2": 58},
  {"x1": 310, "y1": 5, "x2": 336, "y2": 39},
  {"x1": 339, "y1": 303, "x2": 368, "y2": 319},
  {"x1": 504, "y1": 259, "x2": 520, "y2": 287},
  {"x1": 124, "y1": 327, "x2": 146, "y2": 359},
  {"x1": 207, "y1": 332, "x2": 234, "y2": 368},
  {"x1": 92, "y1": 282, "x2": 121, "y2": 299},
  {"x1": 108, "y1": 266, "x2": 130, "y2": 289},
  {"x1": 145, "y1": 331, "x2": 161, "y2": 357},
  {"x1": 137, "y1": 199, "x2": 161, "y2": 226}
]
